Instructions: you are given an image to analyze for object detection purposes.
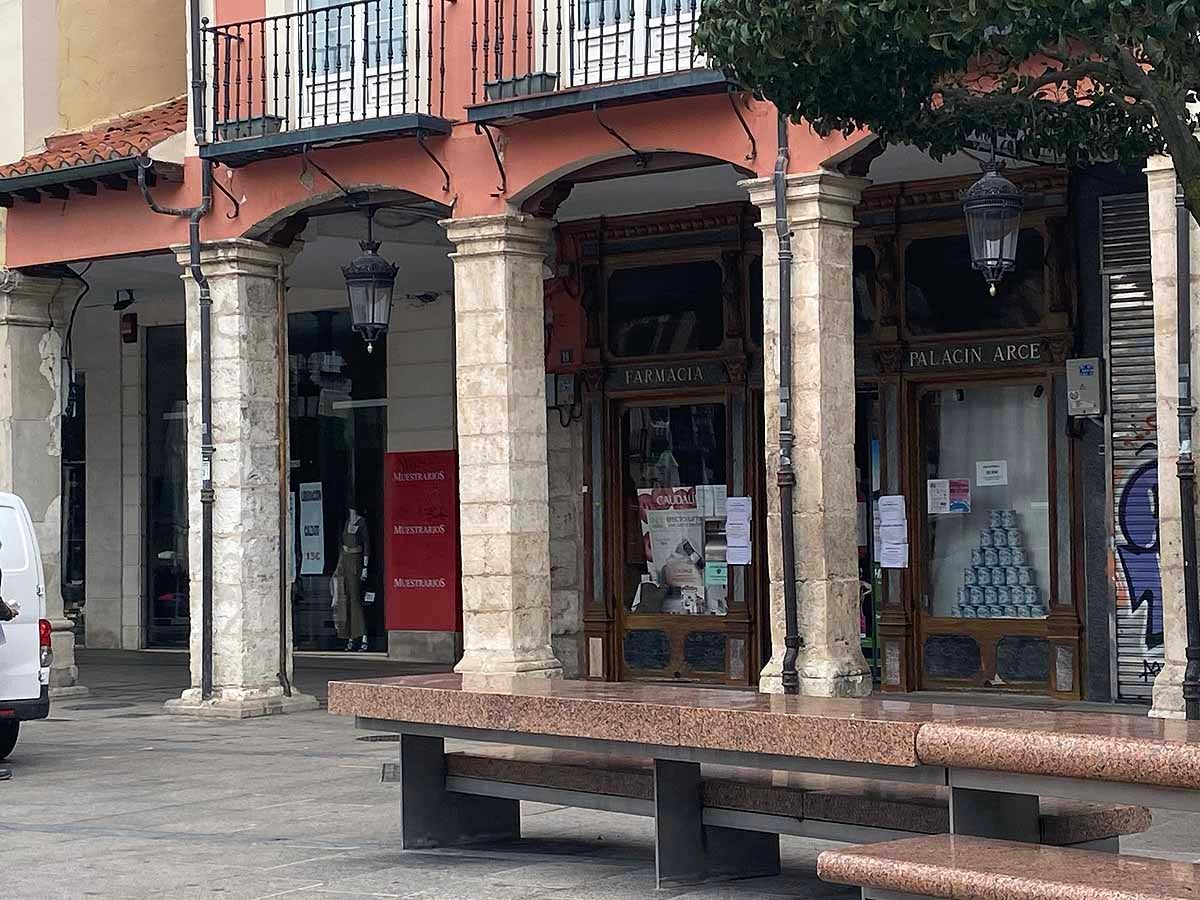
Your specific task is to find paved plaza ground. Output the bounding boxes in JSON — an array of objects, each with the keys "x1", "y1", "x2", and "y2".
[{"x1": 3, "y1": 651, "x2": 1198, "y2": 900}]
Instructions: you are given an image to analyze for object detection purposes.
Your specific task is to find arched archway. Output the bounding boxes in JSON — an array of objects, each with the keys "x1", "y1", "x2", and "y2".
[
  {"x1": 516, "y1": 151, "x2": 757, "y2": 219},
  {"x1": 242, "y1": 185, "x2": 453, "y2": 246}
]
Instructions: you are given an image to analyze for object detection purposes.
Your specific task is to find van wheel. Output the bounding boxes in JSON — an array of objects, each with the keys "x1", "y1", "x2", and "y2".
[{"x1": 0, "y1": 721, "x2": 18, "y2": 760}]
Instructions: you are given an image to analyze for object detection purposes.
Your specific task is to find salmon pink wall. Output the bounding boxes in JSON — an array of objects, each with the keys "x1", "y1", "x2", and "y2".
[
  {"x1": 215, "y1": 0, "x2": 266, "y2": 24},
  {"x1": 3, "y1": 106, "x2": 863, "y2": 267}
]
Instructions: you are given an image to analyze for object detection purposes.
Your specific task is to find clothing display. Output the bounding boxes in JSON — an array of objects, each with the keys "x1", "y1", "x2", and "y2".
[{"x1": 331, "y1": 508, "x2": 370, "y2": 644}]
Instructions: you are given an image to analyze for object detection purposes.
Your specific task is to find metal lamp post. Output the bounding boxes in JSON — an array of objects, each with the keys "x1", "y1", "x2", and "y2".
[
  {"x1": 962, "y1": 160, "x2": 1024, "y2": 296},
  {"x1": 343, "y1": 209, "x2": 398, "y2": 353}
]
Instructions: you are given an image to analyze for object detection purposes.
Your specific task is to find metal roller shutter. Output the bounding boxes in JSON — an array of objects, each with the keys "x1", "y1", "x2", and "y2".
[{"x1": 1101, "y1": 193, "x2": 1163, "y2": 702}]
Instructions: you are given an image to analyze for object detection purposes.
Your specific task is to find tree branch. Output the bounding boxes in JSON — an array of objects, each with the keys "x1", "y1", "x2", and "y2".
[{"x1": 1116, "y1": 44, "x2": 1200, "y2": 225}]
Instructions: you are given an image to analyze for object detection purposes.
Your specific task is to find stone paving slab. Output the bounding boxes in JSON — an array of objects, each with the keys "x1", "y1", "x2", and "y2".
[{"x1": 1, "y1": 653, "x2": 1197, "y2": 899}]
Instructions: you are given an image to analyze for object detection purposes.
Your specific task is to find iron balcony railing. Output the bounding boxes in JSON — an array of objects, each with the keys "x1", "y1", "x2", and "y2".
[
  {"x1": 202, "y1": 0, "x2": 446, "y2": 144},
  {"x1": 469, "y1": 0, "x2": 707, "y2": 104}
]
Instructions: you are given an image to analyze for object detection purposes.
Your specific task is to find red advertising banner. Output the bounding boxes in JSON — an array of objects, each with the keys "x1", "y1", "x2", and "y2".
[{"x1": 384, "y1": 450, "x2": 460, "y2": 632}]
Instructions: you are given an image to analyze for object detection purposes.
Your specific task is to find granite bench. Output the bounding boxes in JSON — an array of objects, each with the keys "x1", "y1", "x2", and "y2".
[
  {"x1": 816, "y1": 834, "x2": 1200, "y2": 900},
  {"x1": 329, "y1": 675, "x2": 1200, "y2": 889},
  {"x1": 442, "y1": 745, "x2": 1152, "y2": 851}
]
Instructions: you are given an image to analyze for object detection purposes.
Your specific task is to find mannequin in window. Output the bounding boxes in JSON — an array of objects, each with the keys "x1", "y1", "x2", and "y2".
[{"x1": 331, "y1": 507, "x2": 370, "y2": 651}]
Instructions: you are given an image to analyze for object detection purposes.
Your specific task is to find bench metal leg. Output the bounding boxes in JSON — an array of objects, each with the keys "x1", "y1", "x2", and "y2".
[
  {"x1": 398, "y1": 733, "x2": 520, "y2": 849},
  {"x1": 654, "y1": 759, "x2": 780, "y2": 889},
  {"x1": 703, "y1": 821, "x2": 781, "y2": 883},
  {"x1": 949, "y1": 785, "x2": 1039, "y2": 843},
  {"x1": 1068, "y1": 836, "x2": 1119, "y2": 853}
]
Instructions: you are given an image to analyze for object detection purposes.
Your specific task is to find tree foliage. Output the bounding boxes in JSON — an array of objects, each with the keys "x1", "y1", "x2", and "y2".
[{"x1": 693, "y1": 0, "x2": 1200, "y2": 220}]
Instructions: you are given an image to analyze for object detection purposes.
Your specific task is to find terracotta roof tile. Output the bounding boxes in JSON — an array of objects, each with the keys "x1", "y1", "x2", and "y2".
[{"x1": 0, "y1": 96, "x2": 188, "y2": 182}]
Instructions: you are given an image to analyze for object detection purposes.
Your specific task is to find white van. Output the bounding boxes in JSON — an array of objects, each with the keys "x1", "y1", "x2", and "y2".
[{"x1": 0, "y1": 492, "x2": 51, "y2": 760}]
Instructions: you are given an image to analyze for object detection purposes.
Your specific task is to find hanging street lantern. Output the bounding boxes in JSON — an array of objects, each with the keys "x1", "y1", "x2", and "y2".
[
  {"x1": 962, "y1": 160, "x2": 1024, "y2": 296},
  {"x1": 343, "y1": 209, "x2": 398, "y2": 353}
]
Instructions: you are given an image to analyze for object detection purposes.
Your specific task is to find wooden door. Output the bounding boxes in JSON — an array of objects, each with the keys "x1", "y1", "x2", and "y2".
[
  {"x1": 911, "y1": 375, "x2": 1060, "y2": 693},
  {"x1": 610, "y1": 391, "x2": 753, "y2": 684}
]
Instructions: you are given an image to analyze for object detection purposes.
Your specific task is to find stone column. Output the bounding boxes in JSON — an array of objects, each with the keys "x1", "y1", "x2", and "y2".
[
  {"x1": 442, "y1": 214, "x2": 562, "y2": 678},
  {"x1": 1147, "y1": 156, "x2": 1200, "y2": 718},
  {"x1": 166, "y1": 240, "x2": 317, "y2": 718},
  {"x1": 744, "y1": 172, "x2": 872, "y2": 697},
  {"x1": 0, "y1": 269, "x2": 86, "y2": 698}
]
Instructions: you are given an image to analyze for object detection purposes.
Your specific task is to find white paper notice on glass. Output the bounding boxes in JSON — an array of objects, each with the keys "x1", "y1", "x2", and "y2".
[
  {"x1": 726, "y1": 496, "x2": 752, "y2": 524},
  {"x1": 726, "y1": 520, "x2": 752, "y2": 548},
  {"x1": 698, "y1": 485, "x2": 730, "y2": 518},
  {"x1": 976, "y1": 459, "x2": 1009, "y2": 486},
  {"x1": 879, "y1": 523, "x2": 908, "y2": 545},
  {"x1": 298, "y1": 482, "x2": 325, "y2": 576},
  {"x1": 879, "y1": 543, "x2": 909, "y2": 569},
  {"x1": 927, "y1": 478, "x2": 950, "y2": 515},
  {"x1": 727, "y1": 544, "x2": 752, "y2": 566},
  {"x1": 878, "y1": 495, "x2": 906, "y2": 526}
]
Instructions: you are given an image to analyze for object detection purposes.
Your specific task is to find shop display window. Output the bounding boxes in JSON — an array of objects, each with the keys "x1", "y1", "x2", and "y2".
[
  {"x1": 921, "y1": 383, "x2": 1052, "y2": 621},
  {"x1": 621, "y1": 403, "x2": 729, "y2": 617},
  {"x1": 145, "y1": 326, "x2": 191, "y2": 648},
  {"x1": 288, "y1": 310, "x2": 387, "y2": 651}
]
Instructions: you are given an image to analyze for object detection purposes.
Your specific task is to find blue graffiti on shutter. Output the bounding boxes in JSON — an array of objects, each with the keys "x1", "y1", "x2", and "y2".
[{"x1": 1116, "y1": 452, "x2": 1163, "y2": 649}]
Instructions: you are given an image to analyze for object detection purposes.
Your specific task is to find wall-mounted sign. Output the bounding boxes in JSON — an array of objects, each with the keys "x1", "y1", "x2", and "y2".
[
  {"x1": 608, "y1": 362, "x2": 728, "y2": 391},
  {"x1": 384, "y1": 450, "x2": 460, "y2": 633},
  {"x1": 904, "y1": 340, "x2": 1045, "y2": 371}
]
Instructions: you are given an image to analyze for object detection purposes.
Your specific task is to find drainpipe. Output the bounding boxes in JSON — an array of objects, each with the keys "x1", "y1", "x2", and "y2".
[
  {"x1": 1177, "y1": 182, "x2": 1200, "y2": 721},
  {"x1": 137, "y1": 0, "x2": 216, "y2": 701},
  {"x1": 775, "y1": 114, "x2": 800, "y2": 696}
]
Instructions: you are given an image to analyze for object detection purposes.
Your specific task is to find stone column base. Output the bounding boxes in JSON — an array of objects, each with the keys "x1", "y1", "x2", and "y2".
[
  {"x1": 164, "y1": 687, "x2": 320, "y2": 719},
  {"x1": 1150, "y1": 660, "x2": 1186, "y2": 719},
  {"x1": 49, "y1": 620, "x2": 85, "y2": 696},
  {"x1": 49, "y1": 685, "x2": 89, "y2": 701},
  {"x1": 455, "y1": 648, "x2": 563, "y2": 679},
  {"x1": 759, "y1": 649, "x2": 872, "y2": 697}
]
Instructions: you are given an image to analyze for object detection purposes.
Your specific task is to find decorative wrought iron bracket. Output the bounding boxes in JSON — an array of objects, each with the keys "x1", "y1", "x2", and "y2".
[
  {"x1": 476, "y1": 123, "x2": 507, "y2": 197},
  {"x1": 592, "y1": 105, "x2": 649, "y2": 168},
  {"x1": 301, "y1": 145, "x2": 357, "y2": 204},
  {"x1": 416, "y1": 130, "x2": 451, "y2": 193},
  {"x1": 727, "y1": 90, "x2": 756, "y2": 162},
  {"x1": 213, "y1": 165, "x2": 241, "y2": 219}
]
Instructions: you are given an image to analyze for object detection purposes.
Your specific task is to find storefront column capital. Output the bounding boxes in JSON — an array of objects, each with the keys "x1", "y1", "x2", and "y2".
[
  {"x1": 440, "y1": 214, "x2": 553, "y2": 261},
  {"x1": 0, "y1": 268, "x2": 65, "y2": 327},
  {"x1": 171, "y1": 238, "x2": 301, "y2": 282},
  {"x1": 740, "y1": 170, "x2": 867, "y2": 229}
]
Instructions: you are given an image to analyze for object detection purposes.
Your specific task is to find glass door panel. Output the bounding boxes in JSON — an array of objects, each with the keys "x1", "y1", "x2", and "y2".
[
  {"x1": 920, "y1": 383, "x2": 1052, "y2": 624},
  {"x1": 288, "y1": 310, "x2": 387, "y2": 651},
  {"x1": 145, "y1": 326, "x2": 190, "y2": 648},
  {"x1": 617, "y1": 400, "x2": 730, "y2": 681}
]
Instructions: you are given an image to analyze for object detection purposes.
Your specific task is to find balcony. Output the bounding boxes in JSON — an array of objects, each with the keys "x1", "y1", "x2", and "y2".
[
  {"x1": 466, "y1": 0, "x2": 734, "y2": 125},
  {"x1": 200, "y1": 0, "x2": 451, "y2": 167}
]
